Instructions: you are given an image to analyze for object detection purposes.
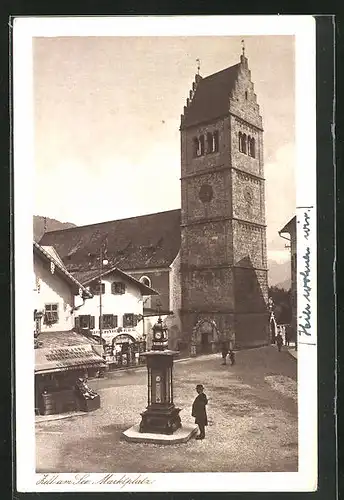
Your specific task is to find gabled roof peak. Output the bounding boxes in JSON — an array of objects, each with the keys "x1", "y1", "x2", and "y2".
[{"x1": 180, "y1": 62, "x2": 241, "y2": 129}]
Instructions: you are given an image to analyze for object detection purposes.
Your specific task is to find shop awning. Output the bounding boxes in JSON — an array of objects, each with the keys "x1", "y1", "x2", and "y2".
[{"x1": 35, "y1": 344, "x2": 106, "y2": 374}]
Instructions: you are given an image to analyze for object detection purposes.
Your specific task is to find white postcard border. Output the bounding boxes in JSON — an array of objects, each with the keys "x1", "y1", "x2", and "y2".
[{"x1": 13, "y1": 15, "x2": 317, "y2": 493}]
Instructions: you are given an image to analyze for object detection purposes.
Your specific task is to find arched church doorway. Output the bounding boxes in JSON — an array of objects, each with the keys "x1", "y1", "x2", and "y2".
[{"x1": 192, "y1": 319, "x2": 219, "y2": 355}]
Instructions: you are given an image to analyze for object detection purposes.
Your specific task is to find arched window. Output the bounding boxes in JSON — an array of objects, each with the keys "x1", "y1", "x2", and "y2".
[
  {"x1": 193, "y1": 137, "x2": 199, "y2": 158},
  {"x1": 250, "y1": 137, "x2": 256, "y2": 158},
  {"x1": 247, "y1": 135, "x2": 251, "y2": 154},
  {"x1": 199, "y1": 135, "x2": 205, "y2": 156},
  {"x1": 140, "y1": 276, "x2": 151, "y2": 288},
  {"x1": 239, "y1": 132, "x2": 242, "y2": 152},
  {"x1": 206, "y1": 132, "x2": 213, "y2": 153},
  {"x1": 140, "y1": 276, "x2": 152, "y2": 309},
  {"x1": 242, "y1": 133, "x2": 247, "y2": 154},
  {"x1": 213, "y1": 130, "x2": 219, "y2": 152}
]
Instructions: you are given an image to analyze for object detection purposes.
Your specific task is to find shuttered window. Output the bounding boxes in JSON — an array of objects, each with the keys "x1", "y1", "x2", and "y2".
[
  {"x1": 99, "y1": 314, "x2": 118, "y2": 329},
  {"x1": 123, "y1": 313, "x2": 137, "y2": 328}
]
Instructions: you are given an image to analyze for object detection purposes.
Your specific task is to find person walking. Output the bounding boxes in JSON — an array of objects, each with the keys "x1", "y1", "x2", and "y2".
[
  {"x1": 228, "y1": 349, "x2": 235, "y2": 365},
  {"x1": 221, "y1": 341, "x2": 228, "y2": 365},
  {"x1": 276, "y1": 332, "x2": 283, "y2": 352},
  {"x1": 192, "y1": 384, "x2": 208, "y2": 440},
  {"x1": 285, "y1": 325, "x2": 291, "y2": 347}
]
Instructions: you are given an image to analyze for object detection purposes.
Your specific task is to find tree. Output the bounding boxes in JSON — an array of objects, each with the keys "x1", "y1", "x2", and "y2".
[{"x1": 268, "y1": 286, "x2": 292, "y2": 325}]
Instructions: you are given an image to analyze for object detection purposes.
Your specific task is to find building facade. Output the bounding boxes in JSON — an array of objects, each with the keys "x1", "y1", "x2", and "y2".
[
  {"x1": 33, "y1": 242, "x2": 105, "y2": 416},
  {"x1": 72, "y1": 266, "x2": 159, "y2": 364}
]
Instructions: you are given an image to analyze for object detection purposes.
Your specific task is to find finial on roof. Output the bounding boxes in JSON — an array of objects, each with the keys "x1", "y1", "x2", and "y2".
[
  {"x1": 240, "y1": 39, "x2": 248, "y2": 69},
  {"x1": 196, "y1": 58, "x2": 201, "y2": 75}
]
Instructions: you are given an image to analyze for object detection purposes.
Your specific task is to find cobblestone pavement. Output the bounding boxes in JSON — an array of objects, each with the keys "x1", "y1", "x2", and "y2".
[{"x1": 36, "y1": 346, "x2": 297, "y2": 473}]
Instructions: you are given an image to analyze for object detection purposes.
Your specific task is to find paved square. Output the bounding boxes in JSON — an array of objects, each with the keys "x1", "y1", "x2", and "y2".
[{"x1": 36, "y1": 347, "x2": 297, "y2": 473}]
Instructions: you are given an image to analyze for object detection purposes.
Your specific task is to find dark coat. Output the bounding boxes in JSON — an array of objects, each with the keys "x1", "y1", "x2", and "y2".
[
  {"x1": 276, "y1": 333, "x2": 283, "y2": 346},
  {"x1": 192, "y1": 393, "x2": 208, "y2": 426}
]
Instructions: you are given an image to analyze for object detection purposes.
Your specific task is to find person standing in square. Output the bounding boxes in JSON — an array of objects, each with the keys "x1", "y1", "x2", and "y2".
[
  {"x1": 192, "y1": 384, "x2": 208, "y2": 440},
  {"x1": 221, "y1": 341, "x2": 229, "y2": 365}
]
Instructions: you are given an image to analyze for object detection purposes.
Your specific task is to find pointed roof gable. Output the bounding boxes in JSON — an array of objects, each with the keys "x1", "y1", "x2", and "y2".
[
  {"x1": 39, "y1": 209, "x2": 181, "y2": 273},
  {"x1": 279, "y1": 216, "x2": 296, "y2": 235},
  {"x1": 180, "y1": 64, "x2": 240, "y2": 129}
]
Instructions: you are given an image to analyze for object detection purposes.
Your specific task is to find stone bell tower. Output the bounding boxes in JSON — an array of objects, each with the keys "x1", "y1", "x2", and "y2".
[{"x1": 179, "y1": 49, "x2": 269, "y2": 353}]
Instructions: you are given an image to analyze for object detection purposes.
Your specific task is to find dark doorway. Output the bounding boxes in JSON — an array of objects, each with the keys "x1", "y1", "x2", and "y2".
[{"x1": 201, "y1": 332, "x2": 211, "y2": 354}]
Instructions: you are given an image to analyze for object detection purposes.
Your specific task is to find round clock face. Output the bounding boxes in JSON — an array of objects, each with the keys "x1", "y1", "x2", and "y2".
[
  {"x1": 155, "y1": 332, "x2": 162, "y2": 340},
  {"x1": 199, "y1": 184, "x2": 214, "y2": 203},
  {"x1": 244, "y1": 186, "x2": 253, "y2": 204}
]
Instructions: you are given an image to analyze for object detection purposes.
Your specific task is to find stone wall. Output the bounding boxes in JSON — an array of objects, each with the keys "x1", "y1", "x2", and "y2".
[
  {"x1": 232, "y1": 170, "x2": 265, "y2": 224},
  {"x1": 181, "y1": 267, "x2": 234, "y2": 312},
  {"x1": 181, "y1": 169, "x2": 231, "y2": 224},
  {"x1": 181, "y1": 220, "x2": 233, "y2": 268},
  {"x1": 232, "y1": 221, "x2": 266, "y2": 269},
  {"x1": 235, "y1": 312, "x2": 270, "y2": 348}
]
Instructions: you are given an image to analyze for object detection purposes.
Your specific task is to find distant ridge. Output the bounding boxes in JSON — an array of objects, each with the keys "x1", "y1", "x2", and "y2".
[
  {"x1": 33, "y1": 215, "x2": 76, "y2": 242},
  {"x1": 274, "y1": 278, "x2": 291, "y2": 291}
]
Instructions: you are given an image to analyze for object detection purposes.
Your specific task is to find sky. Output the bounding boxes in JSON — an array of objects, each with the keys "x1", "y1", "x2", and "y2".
[{"x1": 33, "y1": 35, "x2": 295, "y2": 264}]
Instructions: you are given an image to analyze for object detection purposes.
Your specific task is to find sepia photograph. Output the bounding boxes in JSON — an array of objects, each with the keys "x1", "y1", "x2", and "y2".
[{"x1": 13, "y1": 15, "x2": 317, "y2": 493}]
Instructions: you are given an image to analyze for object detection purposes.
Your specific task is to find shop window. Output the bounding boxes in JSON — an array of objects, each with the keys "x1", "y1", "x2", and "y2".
[
  {"x1": 44, "y1": 303, "x2": 59, "y2": 325},
  {"x1": 111, "y1": 281, "x2": 126, "y2": 295},
  {"x1": 90, "y1": 282, "x2": 105, "y2": 295},
  {"x1": 123, "y1": 313, "x2": 138, "y2": 328},
  {"x1": 100, "y1": 314, "x2": 118, "y2": 329}
]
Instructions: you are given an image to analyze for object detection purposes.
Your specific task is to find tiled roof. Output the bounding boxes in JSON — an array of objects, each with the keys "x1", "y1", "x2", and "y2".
[
  {"x1": 279, "y1": 216, "x2": 296, "y2": 234},
  {"x1": 72, "y1": 266, "x2": 159, "y2": 296},
  {"x1": 181, "y1": 64, "x2": 240, "y2": 129},
  {"x1": 39, "y1": 209, "x2": 181, "y2": 273},
  {"x1": 37, "y1": 330, "x2": 99, "y2": 348},
  {"x1": 41, "y1": 245, "x2": 65, "y2": 267},
  {"x1": 35, "y1": 341, "x2": 105, "y2": 374}
]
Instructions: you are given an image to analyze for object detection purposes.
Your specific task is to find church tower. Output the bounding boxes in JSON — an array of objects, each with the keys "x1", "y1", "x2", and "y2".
[{"x1": 179, "y1": 49, "x2": 269, "y2": 352}]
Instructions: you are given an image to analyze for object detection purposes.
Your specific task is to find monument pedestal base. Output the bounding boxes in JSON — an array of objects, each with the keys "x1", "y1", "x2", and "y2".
[
  {"x1": 123, "y1": 424, "x2": 197, "y2": 444},
  {"x1": 139, "y1": 404, "x2": 181, "y2": 435}
]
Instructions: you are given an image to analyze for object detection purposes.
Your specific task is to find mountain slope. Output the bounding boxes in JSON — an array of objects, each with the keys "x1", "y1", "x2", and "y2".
[
  {"x1": 267, "y1": 259, "x2": 290, "y2": 287},
  {"x1": 33, "y1": 215, "x2": 76, "y2": 242}
]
